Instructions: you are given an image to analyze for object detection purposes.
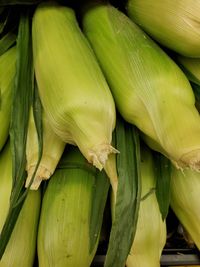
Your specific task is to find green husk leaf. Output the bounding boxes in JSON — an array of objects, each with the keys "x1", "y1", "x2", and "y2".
[
  {"x1": 155, "y1": 152, "x2": 171, "y2": 221},
  {"x1": 0, "y1": 31, "x2": 16, "y2": 56},
  {"x1": 0, "y1": 8, "x2": 33, "y2": 258},
  {"x1": 24, "y1": 80, "x2": 43, "y2": 189},
  {"x1": 104, "y1": 116, "x2": 141, "y2": 267},
  {"x1": 89, "y1": 169, "x2": 110, "y2": 252}
]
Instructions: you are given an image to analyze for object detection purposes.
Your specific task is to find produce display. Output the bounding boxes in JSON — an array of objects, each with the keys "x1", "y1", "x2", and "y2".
[{"x1": 0, "y1": 0, "x2": 200, "y2": 266}]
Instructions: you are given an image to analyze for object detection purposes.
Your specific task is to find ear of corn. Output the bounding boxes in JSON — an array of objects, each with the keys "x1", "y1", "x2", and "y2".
[
  {"x1": 170, "y1": 166, "x2": 200, "y2": 250},
  {"x1": 37, "y1": 146, "x2": 109, "y2": 267},
  {"x1": 126, "y1": 0, "x2": 200, "y2": 57},
  {"x1": 25, "y1": 107, "x2": 65, "y2": 190},
  {"x1": 0, "y1": 46, "x2": 16, "y2": 151},
  {"x1": 0, "y1": 142, "x2": 41, "y2": 267},
  {"x1": 32, "y1": 1, "x2": 116, "y2": 171},
  {"x1": 82, "y1": 2, "x2": 200, "y2": 171},
  {"x1": 126, "y1": 144, "x2": 166, "y2": 267}
]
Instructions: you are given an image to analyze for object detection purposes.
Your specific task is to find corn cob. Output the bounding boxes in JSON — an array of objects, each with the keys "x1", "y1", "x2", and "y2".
[
  {"x1": 82, "y1": 2, "x2": 200, "y2": 171},
  {"x1": 32, "y1": 1, "x2": 116, "y2": 172},
  {"x1": 37, "y1": 146, "x2": 109, "y2": 267},
  {"x1": 0, "y1": 142, "x2": 41, "y2": 267},
  {"x1": 126, "y1": 0, "x2": 200, "y2": 57},
  {"x1": 0, "y1": 46, "x2": 16, "y2": 151}
]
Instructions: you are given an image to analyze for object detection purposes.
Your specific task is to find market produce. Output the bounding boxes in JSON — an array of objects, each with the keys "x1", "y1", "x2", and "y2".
[
  {"x1": 37, "y1": 146, "x2": 109, "y2": 267},
  {"x1": 82, "y1": 2, "x2": 200, "y2": 171},
  {"x1": 0, "y1": 46, "x2": 16, "y2": 151},
  {"x1": 126, "y1": 145, "x2": 166, "y2": 267},
  {"x1": 0, "y1": 142, "x2": 41, "y2": 267},
  {"x1": 170, "y1": 166, "x2": 200, "y2": 250},
  {"x1": 32, "y1": 1, "x2": 117, "y2": 173},
  {"x1": 126, "y1": 0, "x2": 200, "y2": 57},
  {"x1": 25, "y1": 107, "x2": 65, "y2": 189},
  {"x1": 1, "y1": 0, "x2": 200, "y2": 266}
]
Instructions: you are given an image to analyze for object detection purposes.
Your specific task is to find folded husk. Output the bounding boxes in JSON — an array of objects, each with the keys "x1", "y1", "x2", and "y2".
[{"x1": 25, "y1": 108, "x2": 65, "y2": 189}]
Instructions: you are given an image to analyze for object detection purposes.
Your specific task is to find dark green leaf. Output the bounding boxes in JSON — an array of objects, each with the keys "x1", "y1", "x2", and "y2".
[
  {"x1": 0, "y1": 8, "x2": 33, "y2": 258},
  {"x1": 155, "y1": 152, "x2": 171, "y2": 221},
  {"x1": 104, "y1": 116, "x2": 141, "y2": 267},
  {"x1": 0, "y1": 31, "x2": 16, "y2": 56},
  {"x1": 89, "y1": 169, "x2": 110, "y2": 252}
]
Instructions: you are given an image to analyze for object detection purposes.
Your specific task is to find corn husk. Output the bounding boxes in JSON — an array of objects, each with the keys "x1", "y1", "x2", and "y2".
[
  {"x1": 0, "y1": 143, "x2": 12, "y2": 231},
  {"x1": 126, "y1": 145, "x2": 166, "y2": 267},
  {"x1": 126, "y1": 0, "x2": 200, "y2": 57},
  {"x1": 32, "y1": 1, "x2": 116, "y2": 172},
  {"x1": 37, "y1": 146, "x2": 109, "y2": 267},
  {"x1": 25, "y1": 107, "x2": 65, "y2": 189},
  {"x1": 82, "y1": 2, "x2": 200, "y2": 171},
  {"x1": 0, "y1": 46, "x2": 16, "y2": 151},
  {"x1": 0, "y1": 142, "x2": 41, "y2": 267},
  {"x1": 170, "y1": 166, "x2": 200, "y2": 250},
  {"x1": 176, "y1": 56, "x2": 200, "y2": 85}
]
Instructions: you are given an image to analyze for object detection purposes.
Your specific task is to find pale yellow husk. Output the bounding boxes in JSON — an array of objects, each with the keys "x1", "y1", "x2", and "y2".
[
  {"x1": 170, "y1": 166, "x2": 200, "y2": 250},
  {"x1": 25, "y1": 107, "x2": 65, "y2": 190},
  {"x1": 126, "y1": 146, "x2": 166, "y2": 267},
  {"x1": 32, "y1": 1, "x2": 116, "y2": 171},
  {"x1": 127, "y1": 0, "x2": 200, "y2": 57},
  {"x1": 0, "y1": 46, "x2": 16, "y2": 151},
  {"x1": 0, "y1": 142, "x2": 41, "y2": 267},
  {"x1": 82, "y1": 3, "x2": 200, "y2": 171}
]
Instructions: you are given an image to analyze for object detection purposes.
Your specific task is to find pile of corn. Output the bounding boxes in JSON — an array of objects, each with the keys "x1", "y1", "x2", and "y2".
[{"x1": 0, "y1": 0, "x2": 200, "y2": 266}]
